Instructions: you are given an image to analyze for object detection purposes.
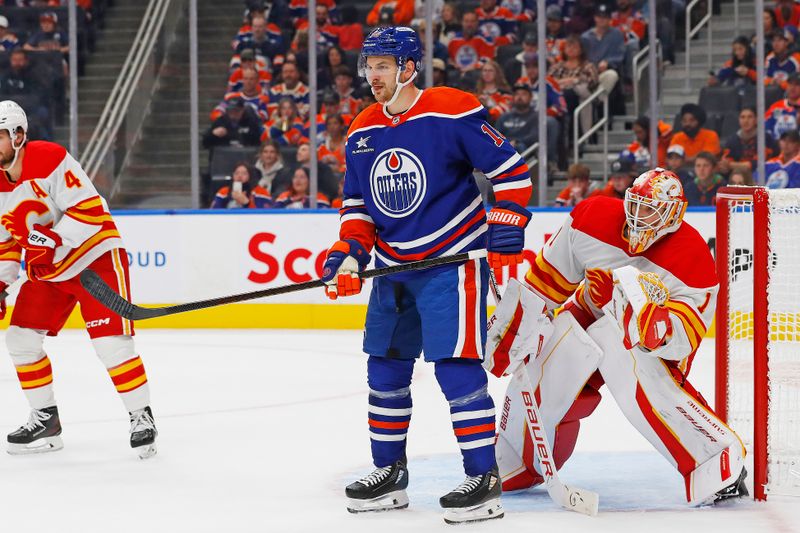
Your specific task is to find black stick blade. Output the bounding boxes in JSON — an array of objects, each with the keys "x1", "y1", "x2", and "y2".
[{"x1": 80, "y1": 269, "x2": 160, "y2": 320}]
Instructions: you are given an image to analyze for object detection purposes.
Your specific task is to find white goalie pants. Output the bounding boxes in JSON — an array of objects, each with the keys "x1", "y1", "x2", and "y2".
[{"x1": 496, "y1": 312, "x2": 745, "y2": 505}]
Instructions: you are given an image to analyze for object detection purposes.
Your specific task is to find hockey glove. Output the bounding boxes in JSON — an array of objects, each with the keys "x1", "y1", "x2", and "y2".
[
  {"x1": 0, "y1": 281, "x2": 7, "y2": 320},
  {"x1": 321, "y1": 239, "x2": 370, "y2": 300},
  {"x1": 609, "y1": 266, "x2": 673, "y2": 351},
  {"x1": 486, "y1": 201, "x2": 531, "y2": 269},
  {"x1": 25, "y1": 224, "x2": 62, "y2": 280}
]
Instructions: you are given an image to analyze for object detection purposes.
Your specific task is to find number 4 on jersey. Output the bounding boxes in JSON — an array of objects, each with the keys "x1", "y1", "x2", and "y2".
[{"x1": 65, "y1": 170, "x2": 82, "y2": 189}]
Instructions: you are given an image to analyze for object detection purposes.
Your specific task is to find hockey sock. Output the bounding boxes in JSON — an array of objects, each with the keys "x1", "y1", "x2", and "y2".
[
  {"x1": 93, "y1": 336, "x2": 150, "y2": 412},
  {"x1": 6, "y1": 326, "x2": 56, "y2": 409},
  {"x1": 435, "y1": 359, "x2": 497, "y2": 476},
  {"x1": 366, "y1": 356, "x2": 415, "y2": 468}
]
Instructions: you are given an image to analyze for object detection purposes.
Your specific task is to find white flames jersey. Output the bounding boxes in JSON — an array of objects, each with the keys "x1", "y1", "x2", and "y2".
[
  {"x1": 0, "y1": 141, "x2": 123, "y2": 284},
  {"x1": 523, "y1": 196, "x2": 718, "y2": 375}
]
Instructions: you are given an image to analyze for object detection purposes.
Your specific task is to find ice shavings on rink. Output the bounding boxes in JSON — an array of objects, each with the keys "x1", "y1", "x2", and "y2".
[{"x1": 0, "y1": 330, "x2": 797, "y2": 533}]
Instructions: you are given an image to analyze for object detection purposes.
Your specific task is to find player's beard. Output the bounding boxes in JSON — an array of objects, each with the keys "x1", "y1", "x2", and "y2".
[
  {"x1": 371, "y1": 80, "x2": 397, "y2": 104},
  {"x1": 0, "y1": 146, "x2": 14, "y2": 169}
]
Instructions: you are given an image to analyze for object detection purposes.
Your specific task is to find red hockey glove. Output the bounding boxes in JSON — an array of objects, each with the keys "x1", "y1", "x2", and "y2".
[
  {"x1": 636, "y1": 302, "x2": 674, "y2": 351},
  {"x1": 486, "y1": 201, "x2": 531, "y2": 269},
  {"x1": 25, "y1": 224, "x2": 62, "y2": 280},
  {"x1": 321, "y1": 239, "x2": 370, "y2": 300},
  {"x1": 0, "y1": 281, "x2": 7, "y2": 320}
]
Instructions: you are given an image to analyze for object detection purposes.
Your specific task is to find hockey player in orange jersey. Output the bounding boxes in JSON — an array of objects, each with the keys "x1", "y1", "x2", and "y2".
[
  {"x1": 485, "y1": 168, "x2": 749, "y2": 506},
  {"x1": 0, "y1": 101, "x2": 157, "y2": 458}
]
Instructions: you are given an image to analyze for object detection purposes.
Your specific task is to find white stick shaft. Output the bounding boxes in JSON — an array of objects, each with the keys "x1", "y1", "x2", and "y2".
[{"x1": 0, "y1": 275, "x2": 26, "y2": 299}]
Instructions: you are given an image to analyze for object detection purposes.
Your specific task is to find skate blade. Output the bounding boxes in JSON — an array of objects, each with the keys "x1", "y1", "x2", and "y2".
[
  {"x1": 136, "y1": 444, "x2": 157, "y2": 460},
  {"x1": 7, "y1": 435, "x2": 64, "y2": 455},
  {"x1": 443, "y1": 498, "x2": 504, "y2": 525},
  {"x1": 346, "y1": 490, "x2": 409, "y2": 513}
]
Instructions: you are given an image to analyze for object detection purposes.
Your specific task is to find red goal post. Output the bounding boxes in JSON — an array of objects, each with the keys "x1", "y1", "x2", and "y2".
[{"x1": 715, "y1": 186, "x2": 800, "y2": 501}]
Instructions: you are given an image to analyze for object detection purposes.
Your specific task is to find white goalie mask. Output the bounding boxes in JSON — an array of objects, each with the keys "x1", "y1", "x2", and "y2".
[
  {"x1": 0, "y1": 100, "x2": 28, "y2": 172},
  {"x1": 623, "y1": 168, "x2": 687, "y2": 254}
]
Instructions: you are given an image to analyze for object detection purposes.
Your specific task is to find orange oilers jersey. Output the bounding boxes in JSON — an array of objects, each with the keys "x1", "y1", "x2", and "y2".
[
  {"x1": 524, "y1": 196, "x2": 717, "y2": 374},
  {"x1": 0, "y1": 141, "x2": 123, "y2": 284}
]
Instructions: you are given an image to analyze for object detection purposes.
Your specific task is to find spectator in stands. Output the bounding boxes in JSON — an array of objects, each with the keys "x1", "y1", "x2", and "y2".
[
  {"x1": 432, "y1": 58, "x2": 448, "y2": 86},
  {"x1": 25, "y1": 11, "x2": 68, "y2": 57},
  {"x1": 211, "y1": 162, "x2": 271, "y2": 209},
  {"x1": 272, "y1": 141, "x2": 338, "y2": 199},
  {"x1": 475, "y1": 0, "x2": 518, "y2": 47},
  {"x1": 476, "y1": 60, "x2": 512, "y2": 122},
  {"x1": 757, "y1": 129, "x2": 800, "y2": 188},
  {"x1": 664, "y1": 144, "x2": 692, "y2": 183},
  {"x1": 212, "y1": 67, "x2": 270, "y2": 123},
  {"x1": 268, "y1": 61, "x2": 310, "y2": 118},
  {"x1": 289, "y1": 0, "x2": 338, "y2": 29},
  {"x1": 728, "y1": 168, "x2": 755, "y2": 187},
  {"x1": 670, "y1": 103, "x2": 721, "y2": 163},
  {"x1": 709, "y1": 36, "x2": 757, "y2": 88},
  {"x1": 766, "y1": 72, "x2": 800, "y2": 140},
  {"x1": 228, "y1": 48, "x2": 272, "y2": 93},
  {"x1": 267, "y1": 96, "x2": 307, "y2": 146},
  {"x1": 316, "y1": 91, "x2": 353, "y2": 134},
  {"x1": 504, "y1": 33, "x2": 537, "y2": 84},
  {"x1": 273, "y1": 167, "x2": 331, "y2": 208},
  {"x1": 590, "y1": 158, "x2": 638, "y2": 199},
  {"x1": 244, "y1": 0, "x2": 289, "y2": 29},
  {"x1": 202, "y1": 96, "x2": 264, "y2": 151},
  {"x1": 720, "y1": 107, "x2": 778, "y2": 177},
  {"x1": 495, "y1": 83, "x2": 539, "y2": 152},
  {"x1": 756, "y1": 8, "x2": 778, "y2": 55},
  {"x1": 235, "y1": 13, "x2": 285, "y2": 64},
  {"x1": 554, "y1": 163, "x2": 596, "y2": 206},
  {"x1": 417, "y1": 19, "x2": 448, "y2": 63},
  {"x1": 440, "y1": 1, "x2": 462, "y2": 44},
  {"x1": 581, "y1": 4, "x2": 625, "y2": 113},
  {"x1": 310, "y1": 4, "x2": 343, "y2": 50},
  {"x1": 330, "y1": 177, "x2": 345, "y2": 208},
  {"x1": 544, "y1": 6, "x2": 566, "y2": 65},
  {"x1": 448, "y1": 11, "x2": 496, "y2": 73},
  {"x1": 0, "y1": 49, "x2": 51, "y2": 140},
  {"x1": 331, "y1": 65, "x2": 361, "y2": 115},
  {"x1": 255, "y1": 139, "x2": 286, "y2": 193},
  {"x1": 620, "y1": 116, "x2": 673, "y2": 168},
  {"x1": 367, "y1": 0, "x2": 415, "y2": 27},
  {"x1": 318, "y1": 114, "x2": 346, "y2": 174},
  {"x1": 336, "y1": 5, "x2": 364, "y2": 50},
  {"x1": 565, "y1": 0, "x2": 596, "y2": 35},
  {"x1": 610, "y1": 0, "x2": 646, "y2": 82},
  {"x1": 766, "y1": 27, "x2": 800, "y2": 88},
  {"x1": 318, "y1": 45, "x2": 345, "y2": 90},
  {"x1": 684, "y1": 152, "x2": 725, "y2": 206},
  {"x1": 0, "y1": 16, "x2": 19, "y2": 51},
  {"x1": 548, "y1": 35, "x2": 599, "y2": 138},
  {"x1": 517, "y1": 54, "x2": 567, "y2": 126},
  {"x1": 775, "y1": 0, "x2": 800, "y2": 28}
]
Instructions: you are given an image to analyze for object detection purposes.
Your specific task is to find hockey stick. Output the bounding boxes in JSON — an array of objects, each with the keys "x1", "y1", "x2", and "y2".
[
  {"x1": 80, "y1": 249, "x2": 488, "y2": 321},
  {"x1": 488, "y1": 270, "x2": 599, "y2": 517},
  {"x1": 0, "y1": 275, "x2": 27, "y2": 301}
]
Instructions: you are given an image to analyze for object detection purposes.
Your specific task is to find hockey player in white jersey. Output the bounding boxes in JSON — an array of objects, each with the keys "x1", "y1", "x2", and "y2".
[
  {"x1": 0, "y1": 101, "x2": 157, "y2": 458},
  {"x1": 485, "y1": 168, "x2": 748, "y2": 505}
]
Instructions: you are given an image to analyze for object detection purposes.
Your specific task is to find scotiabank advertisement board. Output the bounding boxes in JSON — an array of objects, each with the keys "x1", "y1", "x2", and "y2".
[{"x1": 108, "y1": 209, "x2": 717, "y2": 328}]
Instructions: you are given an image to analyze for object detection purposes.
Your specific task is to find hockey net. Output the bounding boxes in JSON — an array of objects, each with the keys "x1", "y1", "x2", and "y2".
[{"x1": 716, "y1": 186, "x2": 800, "y2": 501}]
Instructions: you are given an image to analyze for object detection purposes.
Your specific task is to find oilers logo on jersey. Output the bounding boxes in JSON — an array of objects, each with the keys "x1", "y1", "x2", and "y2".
[{"x1": 369, "y1": 148, "x2": 427, "y2": 218}]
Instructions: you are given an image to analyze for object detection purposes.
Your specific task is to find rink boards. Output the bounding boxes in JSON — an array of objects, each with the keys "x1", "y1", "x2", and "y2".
[{"x1": 0, "y1": 207, "x2": 718, "y2": 330}]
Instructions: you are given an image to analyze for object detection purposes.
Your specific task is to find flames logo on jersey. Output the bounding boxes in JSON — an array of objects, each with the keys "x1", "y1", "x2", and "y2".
[
  {"x1": 0, "y1": 199, "x2": 50, "y2": 243},
  {"x1": 585, "y1": 268, "x2": 614, "y2": 310},
  {"x1": 369, "y1": 148, "x2": 427, "y2": 218}
]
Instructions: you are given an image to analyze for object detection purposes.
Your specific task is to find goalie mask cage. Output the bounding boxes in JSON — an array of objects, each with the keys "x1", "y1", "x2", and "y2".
[{"x1": 715, "y1": 186, "x2": 800, "y2": 501}]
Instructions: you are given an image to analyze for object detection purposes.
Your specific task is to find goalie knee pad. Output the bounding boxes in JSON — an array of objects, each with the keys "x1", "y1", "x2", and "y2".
[
  {"x1": 5, "y1": 326, "x2": 46, "y2": 363},
  {"x1": 367, "y1": 357, "x2": 415, "y2": 467},
  {"x1": 92, "y1": 335, "x2": 149, "y2": 411},
  {"x1": 434, "y1": 359, "x2": 496, "y2": 476}
]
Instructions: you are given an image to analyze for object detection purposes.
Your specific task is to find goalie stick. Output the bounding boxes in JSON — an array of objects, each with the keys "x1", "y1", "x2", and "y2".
[
  {"x1": 0, "y1": 275, "x2": 27, "y2": 300},
  {"x1": 81, "y1": 249, "x2": 488, "y2": 321},
  {"x1": 488, "y1": 270, "x2": 600, "y2": 517}
]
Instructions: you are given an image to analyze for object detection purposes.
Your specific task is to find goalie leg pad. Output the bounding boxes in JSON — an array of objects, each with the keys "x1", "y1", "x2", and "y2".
[
  {"x1": 6, "y1": 326, "x2": 56, "y2": 410},
  {"x1": 435, "y1": 359, "x2": 497, "y2": 476},
  {"x1": 589, "y1": 315, "x2": 745, "y2": 504},
  {"x1": 496, "y1": 312, "x2": 603, "y2": 489},
  {"x1": 92, "y1": 335, "x2": 150, "y2": 412},
  {"x1": 367, "y1": 356, "x2": 415, "y2": 467}
]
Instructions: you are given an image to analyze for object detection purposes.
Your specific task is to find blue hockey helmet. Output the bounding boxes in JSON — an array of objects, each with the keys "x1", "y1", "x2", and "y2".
[{"x1": 358, "y1": 26, "x2": 423, "y2": 78}]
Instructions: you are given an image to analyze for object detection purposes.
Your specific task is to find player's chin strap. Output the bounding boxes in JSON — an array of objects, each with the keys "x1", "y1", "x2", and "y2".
[
  {"x1": 0, "y1": 132, "x2": 26, "y2": 172},
  {"x1": 383, "y1": 68, "x2": 418, "y2": 109}
]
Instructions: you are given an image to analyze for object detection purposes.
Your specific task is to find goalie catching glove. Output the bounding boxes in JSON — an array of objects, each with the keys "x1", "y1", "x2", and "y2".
[
  {"x1": 321, "y1": 239, "x2": 370, "y2": 300},
  {"x1": 484, "y1": 278, "x2": 553, "y2": 377},
  {"x1": 25, "y1": 224, "x2": 62, "y2": 280},
  {"x1": 606, "y1": 265, "x2": 673, "y2": 351},
  {"x1": 486, "y1": 201, "x2": 531, "y2": 269}
]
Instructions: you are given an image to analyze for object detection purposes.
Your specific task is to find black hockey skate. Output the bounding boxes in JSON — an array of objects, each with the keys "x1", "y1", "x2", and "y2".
[
  {"x1": 7, "y1": 406, "x2": 64, "y2": 455},
  {"x1": 440, "y1": 466, "x2": 504, "y2": 525},
  {"x1": 129, "y1": 406, "x2": 157, "y2": 459},
  {"x1": 714, "y1": 467, "x2": 749, "y2": 503},
  {"x1": 346, "y1": 460, "x2": 409, "y2": 513}
]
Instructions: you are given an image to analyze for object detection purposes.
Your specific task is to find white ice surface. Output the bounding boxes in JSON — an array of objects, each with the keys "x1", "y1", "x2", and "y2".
[{"x1": 0, "y1": 330, "x2": 797, "y2": 533}]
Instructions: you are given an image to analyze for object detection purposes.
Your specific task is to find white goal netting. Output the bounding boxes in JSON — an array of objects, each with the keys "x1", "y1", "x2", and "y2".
[{"x1": 724, "y1": 189, "x2": 800, "y2": 496}]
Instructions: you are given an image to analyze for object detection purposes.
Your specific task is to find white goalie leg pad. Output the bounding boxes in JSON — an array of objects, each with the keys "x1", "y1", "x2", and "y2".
[
  {"x1": 497, "y1": 312, "x2": 603, "y2": 485},
  {"x1": 484, "y1": 278, "x2": 552, "y2": 378},
  {"x1": 687, "y1": 444, "x2": 746, "y2": 506},
  {"x1": 6, "y1": 326, "x2": 55, "y2": 409},
  {"x1": 92, "y1": 335, "x2": 150, "y2": 412},
  {"x1": 589, "y1": 315, "x2": 744, "y2": 503}
]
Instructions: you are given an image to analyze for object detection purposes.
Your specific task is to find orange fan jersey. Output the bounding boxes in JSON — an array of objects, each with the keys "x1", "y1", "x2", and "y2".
[{"x1": 0, "y1": 141, "x2": 123, "y2": 284}]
